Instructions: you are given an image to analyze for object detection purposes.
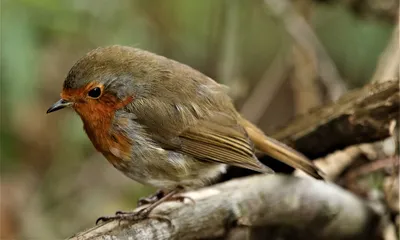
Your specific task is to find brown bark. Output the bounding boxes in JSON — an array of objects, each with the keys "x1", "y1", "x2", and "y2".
[{"x1": 273, "y1": 80, "x2": 399, "y2": 158}]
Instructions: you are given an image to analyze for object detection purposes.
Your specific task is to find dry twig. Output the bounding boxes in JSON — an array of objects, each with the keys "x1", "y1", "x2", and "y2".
[
  {"x1": 344, "y1": 156, "x2": 400, "y2": 182},
  {"x1": 273, "y1": 80, "x2": 399, "y2": 158},
  {"x1": 240, "y1": 52, "x2": 292, "y2": 123},
  {"x1": 294, "y1": 144, "x2": 377, "y2": 180},
  {"x1": 264, "y1": 0, "x2": 347, "y2": 101}
]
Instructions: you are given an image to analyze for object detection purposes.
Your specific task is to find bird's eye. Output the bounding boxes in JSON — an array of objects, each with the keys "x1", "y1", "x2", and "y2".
[{"x1": 88, "y1": 87, "x2": 102, "y2": 99}]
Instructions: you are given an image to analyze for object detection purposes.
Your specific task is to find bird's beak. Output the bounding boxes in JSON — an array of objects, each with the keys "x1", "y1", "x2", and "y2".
[{"x1": 46, "y1": 99, "x2": 73, "y2": 114}]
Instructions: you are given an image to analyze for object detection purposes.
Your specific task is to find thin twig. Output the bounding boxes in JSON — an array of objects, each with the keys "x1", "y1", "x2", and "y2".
[
  {"x1": 294, "y1": 144, "x2": 377, "y2": 180},
  {"x1": 345, "y1": 156, "x2": 400, "y2": 182},
  {"x1": 217, "y1": 0, "x2": 241, "y2": 87},
  {"x1": 264, "y1": 0, "x2": 347, "y2": 100},
  {"x1": 239, "y1": 52, "x2": 292, "y2": 123},
  {"x1": 371, "y1": 27, "x2": 399, "y2": 83}
]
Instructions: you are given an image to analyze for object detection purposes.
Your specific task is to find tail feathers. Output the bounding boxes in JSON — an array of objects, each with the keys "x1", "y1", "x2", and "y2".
[
  {"x1": 257, "y1": 134, "x2": 323, "y2": 179},
  {"x1": 242, "y1": 119, "x2": 323, "y2": 179}
]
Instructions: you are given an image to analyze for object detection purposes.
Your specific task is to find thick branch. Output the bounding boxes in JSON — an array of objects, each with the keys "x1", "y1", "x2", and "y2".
[
  {"x1": 272, "y1": 79, "x2": 399, "y2": 158},
  {"x1": 68, "y1": 174, "x2": 378, "y2": 240}
]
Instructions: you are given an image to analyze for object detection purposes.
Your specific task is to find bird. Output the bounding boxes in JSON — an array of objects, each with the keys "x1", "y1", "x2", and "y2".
[{"x1": 47, "y1": 45, "x2": 322, "y2": 223}]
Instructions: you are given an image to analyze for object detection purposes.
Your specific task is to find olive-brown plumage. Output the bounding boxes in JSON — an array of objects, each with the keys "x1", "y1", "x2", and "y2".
[{"x1": 48, "y1": 45, "x2": 322, "y2": 191}]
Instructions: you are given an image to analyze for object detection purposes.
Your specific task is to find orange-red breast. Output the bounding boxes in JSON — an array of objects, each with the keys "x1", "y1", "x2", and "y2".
[{"x1": 47, "y1": 45, "x2": 322, "y2": 192}]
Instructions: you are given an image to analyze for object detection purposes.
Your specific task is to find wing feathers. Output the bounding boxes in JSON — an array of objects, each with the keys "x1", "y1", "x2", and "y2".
[
  {"x1": 182, "y1": 131, "x2": 254, "y2": 157},
  {"x1": 178, "y1": 126, "x2": 274, "y2": 173}
]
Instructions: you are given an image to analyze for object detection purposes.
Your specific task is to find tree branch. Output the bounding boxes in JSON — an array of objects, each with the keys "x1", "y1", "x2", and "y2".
[
  {"x1": 68, "y1": 174, "x2": 379, "y2": 240},
  {"x1": 272, "y1": 79, "x2": 399, "y2": 158}
]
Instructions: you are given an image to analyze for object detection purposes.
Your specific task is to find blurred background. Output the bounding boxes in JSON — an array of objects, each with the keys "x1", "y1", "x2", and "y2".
[{"x1": 1, "y1": 0, "x2": 398, "y2": 239}]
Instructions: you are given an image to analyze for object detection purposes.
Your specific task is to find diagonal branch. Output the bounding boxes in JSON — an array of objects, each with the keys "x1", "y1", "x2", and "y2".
[{"x1": 273, "y1": 79, "x2": 399, "y2": 159}]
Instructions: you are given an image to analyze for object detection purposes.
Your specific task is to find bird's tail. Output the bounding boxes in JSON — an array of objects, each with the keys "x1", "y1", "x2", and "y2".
[{"x1": 241, "y1": 118, "x2": 323, "y2": 179}]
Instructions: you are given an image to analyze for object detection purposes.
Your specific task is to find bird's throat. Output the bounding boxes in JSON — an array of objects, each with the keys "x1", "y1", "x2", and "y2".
[
  {"x1": 81, "y1": 106, "x2": 115, "y2": 153},
  {"x1": 77, "y1": 94, "x2": 134, "y2": 157}
]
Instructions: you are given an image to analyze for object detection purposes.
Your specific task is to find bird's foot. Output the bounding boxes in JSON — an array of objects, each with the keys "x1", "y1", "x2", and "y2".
[
  {"x1": 137, "y1": 189, "x2": 166, "y2": 206},
  {"x1": 95, "y1": 187, "x2": 193, "y2": 226},
  {"x1": 95, "y1": 206, "x2": 172, "y2": 226},
  {"x1": 137, "y1": 187, "x2": 194, "y2": 206}
]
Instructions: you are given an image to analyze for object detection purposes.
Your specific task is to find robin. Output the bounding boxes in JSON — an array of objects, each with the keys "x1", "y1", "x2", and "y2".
[{"x1": 47, "y1": 45, "x2": 322, "y2": 223}]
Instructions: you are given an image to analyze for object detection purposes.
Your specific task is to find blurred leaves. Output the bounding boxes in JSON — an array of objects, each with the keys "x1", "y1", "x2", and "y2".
[{"x1": 314, "y1": 4, "x2": 393, "y2": 86}]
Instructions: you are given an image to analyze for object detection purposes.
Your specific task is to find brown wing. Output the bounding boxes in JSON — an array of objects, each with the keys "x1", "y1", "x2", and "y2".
[
  {"x1": 123, "y1": 59, "x2": 272, "y2": 173},
  {"x1": 127, "y1": 98, "x2": 272, "y2": 173},
  {"x1": 178, "y1": 119, "x2": 273, "y2": 173}
]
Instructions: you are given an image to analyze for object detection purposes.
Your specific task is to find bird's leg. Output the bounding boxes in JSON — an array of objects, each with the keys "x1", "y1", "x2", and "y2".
[
  {"x1": 152, "y1": 186, "x2": 195, "y2": 204},
  {"x1": 95, "y1": 186, "x2": 193, "y2": 225},
  {"x1": 137, "y1": 189, "x2": 166, "y2": 206},
  {"x1": 135, "y1": 186, "x2": 194, "y2": 207}
]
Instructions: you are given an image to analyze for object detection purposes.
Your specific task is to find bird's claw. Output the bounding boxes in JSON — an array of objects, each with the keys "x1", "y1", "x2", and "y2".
[
  {"x1": 96, "y1": 187, "x2": 188, "y2": 226},
  {"x1": 138, "y1": 191, "x2": 194, "y2": 207},
  {"x1": 137, "y1": 189, "x2": 165, "y2": 206},
  {"x1": 95, "y1": 208, "x2": 172, "y2": 227},
  {"x1": 115, "y1": 210, "x2": 130, "y2": 216},
  {"x1": 137, "y1": 197, "x2": 155, "y2": 206},
  {"x1": 96, "y1": 216, "x2": 116, "y2": 225}
]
